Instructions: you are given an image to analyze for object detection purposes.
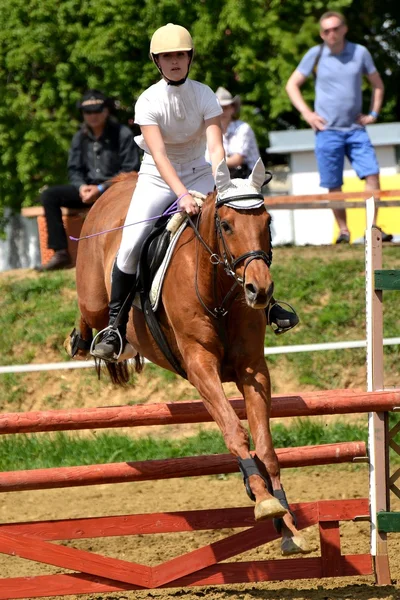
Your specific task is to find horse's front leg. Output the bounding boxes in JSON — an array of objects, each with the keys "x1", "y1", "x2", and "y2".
[
  {"x1": 236, "y1": 360, "x2": 312, "y2": 555},
  {"x1": 185, "y1": 350, "x2": 286, "y2": 520}
]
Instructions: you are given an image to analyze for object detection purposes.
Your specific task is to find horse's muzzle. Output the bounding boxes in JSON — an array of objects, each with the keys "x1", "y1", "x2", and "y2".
[{"x1": 244, "y1": 281, "x2": 274, "y2": 309}]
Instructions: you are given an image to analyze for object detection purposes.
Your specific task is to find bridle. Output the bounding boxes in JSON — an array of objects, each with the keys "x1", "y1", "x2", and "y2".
[{"x1": 188, "y1": 193, "x2": 273, "y2": 319}]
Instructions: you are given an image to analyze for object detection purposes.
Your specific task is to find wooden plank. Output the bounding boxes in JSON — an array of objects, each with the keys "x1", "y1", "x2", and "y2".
[
  {"x1": 366, "y1": 209, "x2": 391, "y2": 585},
  {"x1": 319, "y1": 521, "x2": 342, "y2": 577},
  {"x1": 375, "y1": 270, "x2": 400, "y2": 291},
  {"x1": 21, "y1": 206, "x2": 90, "y2": 218},
  {"x1": 1, "y1": 499, "x2": 367, "y2": 541},
  {"x1": 0, "y1": 442, "x2": 366, "y2": 493},
  {"x1": 317, "y1": 498, "x2": 369, "y2": 521},
  {"x1": 265, "y1": 200, "x2": 400, "y2": 210},
  {"x1": 377, "y1": 511, "x2": 400, "y2": 533},
  {"x1": 1, "y1": 389, "x2": 399, "y2": 434},
  {"x1": 0, "y1": 555, "x2": 373, "y2": 598},
  {"x1": 265, "y1": 189, "x2": 400, "y2": 203},
  {"x1": 0, "y1": 502, "x2": 319, "y2": 540},
  {"x1": 0, "y1": 531, "x2": 151, "y2": 587}
]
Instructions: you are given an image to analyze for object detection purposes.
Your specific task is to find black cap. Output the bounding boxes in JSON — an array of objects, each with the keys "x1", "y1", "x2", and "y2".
[{"x1": 78, "y1": 89, "x2": 107, "y2": 113}]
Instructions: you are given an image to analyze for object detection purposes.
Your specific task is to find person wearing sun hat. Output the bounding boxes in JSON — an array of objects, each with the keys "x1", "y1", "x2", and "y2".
[
  {"x1": 35, "y1": 89, "x2": 140, "y2": 272},
  {"x1": 215, "y1": 86, "x2": 261, "y2": 180}
]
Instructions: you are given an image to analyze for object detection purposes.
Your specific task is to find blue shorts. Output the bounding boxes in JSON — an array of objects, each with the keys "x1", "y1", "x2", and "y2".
[{"x1": 315, "y1": 128, "x2": 379, "y2": 189}]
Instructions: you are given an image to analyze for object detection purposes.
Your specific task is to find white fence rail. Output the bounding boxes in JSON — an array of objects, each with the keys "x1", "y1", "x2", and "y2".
[{"x1": 1, "y1": 337, "x2": 399, "y2": 374}]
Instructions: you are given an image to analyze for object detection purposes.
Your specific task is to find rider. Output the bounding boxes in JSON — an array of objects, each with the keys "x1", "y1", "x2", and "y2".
[{"x1": 92, "y1": 24, "x2": 298, "y2": 362}]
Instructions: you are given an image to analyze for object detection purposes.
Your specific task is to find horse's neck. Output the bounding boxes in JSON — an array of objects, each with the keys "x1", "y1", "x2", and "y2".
[{"x1": 197, "y1": 201, "x2": 231, "y2": 289}]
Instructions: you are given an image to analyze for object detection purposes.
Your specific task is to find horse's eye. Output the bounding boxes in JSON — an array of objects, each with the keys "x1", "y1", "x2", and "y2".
[{"x1": 221, "y1": 221, "x2": 232, "y2": 234}]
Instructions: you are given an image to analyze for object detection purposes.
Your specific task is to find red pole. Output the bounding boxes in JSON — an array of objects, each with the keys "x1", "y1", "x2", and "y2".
[
  {"x1": 0, "y1": 390, "x2": 398, "y2": 435},
  {"x1": 0, "y1": 441, "x2": 366, "y2": 493}
]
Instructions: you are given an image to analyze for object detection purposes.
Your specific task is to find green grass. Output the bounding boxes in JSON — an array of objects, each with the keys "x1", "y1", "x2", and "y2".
[
  {"x1": 0, "y1": 245, "x2": 399, "y2": 466},
  {"x1": 0, "y1": 418, "x2": 370, "y2": 471}
]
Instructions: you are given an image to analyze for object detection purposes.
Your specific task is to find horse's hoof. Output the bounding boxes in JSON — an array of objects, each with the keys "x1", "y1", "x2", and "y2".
[
  {"x1": 254, "y1": 498, "x2": 287, "y2": 521},
  {"x1": 281, "y1": 535, "x2": 313, "y2": 556}
]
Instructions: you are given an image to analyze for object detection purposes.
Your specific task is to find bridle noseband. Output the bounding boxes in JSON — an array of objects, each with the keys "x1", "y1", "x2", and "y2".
[
  {"x1": 188, "y1": 192, "x2": 273, "y2": 319},
  {"x1": 215, "y1": 193, "x2": 272, "y2": 285}
]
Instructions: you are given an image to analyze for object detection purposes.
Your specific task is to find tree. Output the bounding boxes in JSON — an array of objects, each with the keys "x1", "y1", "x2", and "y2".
[{"x1": 0, "y1": 0, "x2": 398, "y2": 218}]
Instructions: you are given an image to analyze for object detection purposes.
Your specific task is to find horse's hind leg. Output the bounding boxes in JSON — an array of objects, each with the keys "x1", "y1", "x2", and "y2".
[{"x1": 236, "y1": 363, "x2": 312, "y2": 555}]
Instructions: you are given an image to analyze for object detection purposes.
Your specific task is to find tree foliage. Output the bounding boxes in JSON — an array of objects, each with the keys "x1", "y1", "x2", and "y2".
[{"x1": 0, "y1": 0, "x2": 399, "y2": 214}]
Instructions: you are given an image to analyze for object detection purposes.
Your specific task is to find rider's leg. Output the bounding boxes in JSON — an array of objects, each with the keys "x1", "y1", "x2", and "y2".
[
  {"x1": 91, "y1": 262, "x2": 137, "y2": 360},
  {"x1": 92, "y1": 158, "x2": 176, "y2": 361},
  {"x1": 267, "y1": 298, "x2": 299, "y2": 335}
]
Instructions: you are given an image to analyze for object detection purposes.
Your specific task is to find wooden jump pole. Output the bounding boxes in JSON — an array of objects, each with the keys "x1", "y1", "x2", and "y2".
[
  {"x1": 0, "y1": 441, "x2": 366, "y2": 493},
  {"x1": 0, "y1": 389, "x2": 399, "y2": 434}
]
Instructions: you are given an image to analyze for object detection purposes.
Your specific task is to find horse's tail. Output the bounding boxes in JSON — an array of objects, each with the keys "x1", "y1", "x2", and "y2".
[{"x1": 95, "y1": 353, "x2": 144, "y2": 386}]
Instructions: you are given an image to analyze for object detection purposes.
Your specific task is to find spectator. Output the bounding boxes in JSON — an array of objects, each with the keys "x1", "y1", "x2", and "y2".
[
  {"x1": 215, "y1": 87, "x2": 260, "y2": 179},
  {"x1": 35, "y1": 89, "x2": 141, "y2": 271},
  {"x1": 285, "y1": 11, "x2": 392, "y2": 244}
]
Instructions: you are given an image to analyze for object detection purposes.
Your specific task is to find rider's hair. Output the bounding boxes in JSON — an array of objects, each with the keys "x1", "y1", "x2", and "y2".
[{"x1": 319, "y1": 11, "x2": 347, "y2": 26}]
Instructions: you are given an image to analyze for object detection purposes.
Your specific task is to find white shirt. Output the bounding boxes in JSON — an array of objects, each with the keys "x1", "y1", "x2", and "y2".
[
  {"x1": 134, "y1": 79, "x2": 222, "y2": 164},
  {"x1": 223, "y1": 120, "x2": 260, "y2": 169}
]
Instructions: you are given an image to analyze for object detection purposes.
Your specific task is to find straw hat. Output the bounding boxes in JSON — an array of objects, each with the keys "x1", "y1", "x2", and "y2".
[{"x1": 215, "y1": 86, "x2": 241, "y2": 109}]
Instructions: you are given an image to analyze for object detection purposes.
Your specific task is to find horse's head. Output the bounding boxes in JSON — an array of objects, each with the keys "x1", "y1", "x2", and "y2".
[{"x1": 214, "y1": 158, "x2": 273, "y2": 309}]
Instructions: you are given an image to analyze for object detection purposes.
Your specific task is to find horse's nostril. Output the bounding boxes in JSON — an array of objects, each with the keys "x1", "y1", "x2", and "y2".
[{"x1": 245, "y1": 283, "x2": 257, "y2": 296}]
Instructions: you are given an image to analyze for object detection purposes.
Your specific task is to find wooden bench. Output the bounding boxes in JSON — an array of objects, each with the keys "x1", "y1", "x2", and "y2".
[{"x1": 21, "y1": 206, "x2": 90, "y2": 267}]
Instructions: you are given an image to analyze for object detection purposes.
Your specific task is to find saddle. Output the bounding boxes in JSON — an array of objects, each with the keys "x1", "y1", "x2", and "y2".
[{"x1": 135, "y1": 209, "x2": 191, "y2": 379}]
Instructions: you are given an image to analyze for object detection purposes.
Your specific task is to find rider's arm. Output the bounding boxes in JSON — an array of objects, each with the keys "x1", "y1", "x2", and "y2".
[
  {"x1": 140, "y1": 124, "x2": 198, "y2": 214},
  {"x1": 205, "y1": 116, "x2": 225, "y2": 175}
]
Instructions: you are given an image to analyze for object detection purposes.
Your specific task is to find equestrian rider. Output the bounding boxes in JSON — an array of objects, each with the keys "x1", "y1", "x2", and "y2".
[{"x1": 92, "y1": 24, "x2": 298, "y2": 362}]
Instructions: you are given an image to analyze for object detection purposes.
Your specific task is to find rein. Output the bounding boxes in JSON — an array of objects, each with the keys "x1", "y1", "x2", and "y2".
[{"x1": 188, "y1": 193, "x2": 273, "y2": 320}]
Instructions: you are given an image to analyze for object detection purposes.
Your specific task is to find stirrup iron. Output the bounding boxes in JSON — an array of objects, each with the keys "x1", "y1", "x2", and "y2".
[
  {"x1": 90, "y1": 326, "x2": 124, "y2": 362},
  {"x1": 267, "y1": 299, "x2": 299, "y2": 336}
]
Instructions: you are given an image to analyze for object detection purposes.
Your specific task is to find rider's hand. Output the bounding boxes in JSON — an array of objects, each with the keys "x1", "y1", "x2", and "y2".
[
  {"x1": 179, "y1": 193, "x2": 200, "y2": 216},
  {"x1": 302, "y1": 110, "x2": 326, "y2": 131}
]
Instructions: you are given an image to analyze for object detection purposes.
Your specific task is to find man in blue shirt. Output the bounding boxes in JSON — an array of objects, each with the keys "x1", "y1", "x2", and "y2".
[{"x1": 286, "y1": 11, "x2": 392, "y2": 243}]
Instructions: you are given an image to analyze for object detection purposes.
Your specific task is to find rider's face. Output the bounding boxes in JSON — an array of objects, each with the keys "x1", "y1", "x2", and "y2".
[{"x1": 157, "y1": 51, "x2": 191, "y2": 81}]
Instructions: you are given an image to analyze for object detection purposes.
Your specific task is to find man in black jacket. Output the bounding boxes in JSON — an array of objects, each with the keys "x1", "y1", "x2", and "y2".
[{"x1": 36, "y1": 90, "x2": 141, "y2": 271}]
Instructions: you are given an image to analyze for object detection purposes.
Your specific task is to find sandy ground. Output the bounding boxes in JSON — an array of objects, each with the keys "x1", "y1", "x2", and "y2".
[{"x1": 0, "y1": 467, "x2": 399, "y2": 600}]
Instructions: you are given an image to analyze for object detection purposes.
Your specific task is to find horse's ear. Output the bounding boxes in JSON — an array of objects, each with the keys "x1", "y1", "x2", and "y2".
[
  {"x1": 214, "y1": 159, "x2": 231, "y2": 193},
  {"x1": 248, "y1": 158, "x2": 266, "y2": 190}
]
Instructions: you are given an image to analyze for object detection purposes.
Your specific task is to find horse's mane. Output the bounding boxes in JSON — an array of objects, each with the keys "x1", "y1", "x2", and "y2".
[{"x1": 111, "y1": 171, "x2": 138, "y2": 184}]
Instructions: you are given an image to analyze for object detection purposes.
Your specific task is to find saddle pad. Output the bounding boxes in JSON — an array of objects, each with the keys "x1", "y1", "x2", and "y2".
[{"x1": 133, "y1": 218, "x2": 189, "y2": 311}]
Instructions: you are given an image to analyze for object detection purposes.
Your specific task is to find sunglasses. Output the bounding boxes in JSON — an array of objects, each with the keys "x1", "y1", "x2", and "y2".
[
  {"x1": 82, "y1": 108, "x2": 105, "y2": 114},
  {"x1": 321, "y1": 24, "x2": 343, "y2": 35}
]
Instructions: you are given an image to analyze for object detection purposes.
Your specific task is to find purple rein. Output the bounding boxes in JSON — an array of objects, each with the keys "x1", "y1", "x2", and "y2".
[{"x1": 69, "y1": 200, "x2": 182, "y2": 242}]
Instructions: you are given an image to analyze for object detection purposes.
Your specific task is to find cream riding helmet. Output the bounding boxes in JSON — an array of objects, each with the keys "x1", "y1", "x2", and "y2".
[{"x1": 150, "y1": 23, "x2": 194, "y2": 86}]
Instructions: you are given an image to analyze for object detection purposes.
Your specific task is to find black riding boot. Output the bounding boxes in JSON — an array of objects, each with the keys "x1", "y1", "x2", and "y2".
[
  {"x1": 91, "y1": 263, "x2": 137, "y2": 361},
  {"x1": 267, "y1": 299, "x2": 299, "y2": 335}
]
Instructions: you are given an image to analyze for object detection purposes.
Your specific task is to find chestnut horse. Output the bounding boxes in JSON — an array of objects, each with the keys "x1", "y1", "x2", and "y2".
[{"x1": 68, "y1": 159, "x2": 310, "y2": 556}]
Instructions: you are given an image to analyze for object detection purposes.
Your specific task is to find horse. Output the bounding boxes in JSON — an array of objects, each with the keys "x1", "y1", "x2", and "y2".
[{"x1": 66, "y1": 158, "x2": 310, "y2": 556}]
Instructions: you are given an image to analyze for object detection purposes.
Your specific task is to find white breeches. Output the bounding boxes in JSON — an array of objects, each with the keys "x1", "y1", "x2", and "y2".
[{"x1": 117, "y1": 155, "x2": 214, "y2": 274}]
